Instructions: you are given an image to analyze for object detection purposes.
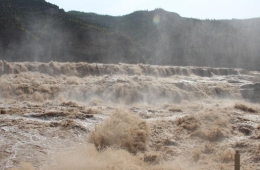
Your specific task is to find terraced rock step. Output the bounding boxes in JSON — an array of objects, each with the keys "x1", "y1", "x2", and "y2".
[{"x1": 0, "y1": 60, "x2": 249, "y2": 77}]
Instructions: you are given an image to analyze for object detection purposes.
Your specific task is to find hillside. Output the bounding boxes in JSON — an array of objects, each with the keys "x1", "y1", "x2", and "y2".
[
  {"x1": 1, "y1": 0, "x2": 260, "y2": 70},
  {"x1": 0, "y1": 0, "x2": 149, "y2": 63},
  {"x1": 69, "y1": 9, "x2": 260, "y2": 71}
]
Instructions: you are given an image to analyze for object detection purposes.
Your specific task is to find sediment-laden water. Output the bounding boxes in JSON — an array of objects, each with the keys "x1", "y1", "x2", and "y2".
[{"x1": 1, "y1": 61, "x2": 260, "y2": 170}]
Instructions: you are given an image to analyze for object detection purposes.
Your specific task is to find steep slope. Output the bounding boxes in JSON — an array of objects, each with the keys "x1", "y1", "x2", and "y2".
[
  {"x1": 0, "y1": 0, "x2": 150, "y2": 63},
  {"x1": 69, "y1": 9, "x2": 260, "y2": 71}
]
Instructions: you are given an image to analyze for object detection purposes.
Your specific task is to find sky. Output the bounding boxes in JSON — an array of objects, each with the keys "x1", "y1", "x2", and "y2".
[{"x1": 46, "y1": 0, "x2": 260, "y2": 19}]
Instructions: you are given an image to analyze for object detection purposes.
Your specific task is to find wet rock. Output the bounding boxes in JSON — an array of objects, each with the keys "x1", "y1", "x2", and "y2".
[
  {"x1": 168, "y1": 108, "x2": 182, "y2": 112},
  {"x1": 28, "y1": 112, "x2": 68, "y2": 120},
  {"x1": 144, "y1": 153, "x2": 160, "y2": 164},
  {"x1": 238, "y1": 124, "x2": 254, "y2": 135},
  {"x1": 163, "y1": 139, "x2": 178, "y2": 146},
  {"x1": 61, "y1": 101, "x2": 79, "y2": 107},
  {"x1": 241, "y1": 83, "x2": 260, "y2": 103},
  {"x1": 148, "y1": 109, "x2": 156, "y2": 113},
  {"x1": 234, "y1": 104, "x2": 257, "y2": 113},
  {"x1": 0, "y1": 110, "x2": 6, "y2": 114},
  {"x1": 75, "y1": 114, "x2": 93, "y2": 119}
]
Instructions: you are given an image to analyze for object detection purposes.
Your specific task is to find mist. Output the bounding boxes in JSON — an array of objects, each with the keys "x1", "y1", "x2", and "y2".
[
  {"x1": 0, "y1": 60, "x2": 259, "y2": 169},
  {"x1": 68, "y1": 9, "x2": 260, "y2": 71},
  {"x1": 1, "y1": 1, "x2": 260, "y2": 170},
  {"x1": 2, "y1": 2, "x2": 260, "y2": 70}
]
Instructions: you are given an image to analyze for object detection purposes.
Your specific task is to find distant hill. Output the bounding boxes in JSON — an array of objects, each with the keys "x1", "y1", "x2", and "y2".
[
  {"x1": 1, "y1": 1, "x2": 260, "y2": 71},
  {"x1": 0, "y1": 0, "x2": 149, "y2": 63},
  {"x1": 69, "y1": 9, "x2": 260, "y2": 71}
]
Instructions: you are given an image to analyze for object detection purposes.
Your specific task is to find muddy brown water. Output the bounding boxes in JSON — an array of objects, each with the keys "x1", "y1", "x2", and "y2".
[{"x1": 0, "y1": 61, "x2": 260, "y2": 170}]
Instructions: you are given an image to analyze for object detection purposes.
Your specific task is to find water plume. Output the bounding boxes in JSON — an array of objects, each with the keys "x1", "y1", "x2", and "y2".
[{"x1": 90, "y1": 110, "x2": 149, "y2": 154}]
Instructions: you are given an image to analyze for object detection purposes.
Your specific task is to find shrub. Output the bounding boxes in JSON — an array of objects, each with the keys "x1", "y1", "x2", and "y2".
[{"x1": 89, "y1": 110, "x2": 149, "y2": 154}]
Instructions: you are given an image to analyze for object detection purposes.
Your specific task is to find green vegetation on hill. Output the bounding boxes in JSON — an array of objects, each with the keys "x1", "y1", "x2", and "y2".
[
  {"x1": 69, "y1": 9, "x2": 260, "y2": 70},
  {"x1": 0, "y1": 0, "x2": 149, "y2": 63},
  {"x1": 0, "y1": 0, "x2": 260, "y2": 70}
]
